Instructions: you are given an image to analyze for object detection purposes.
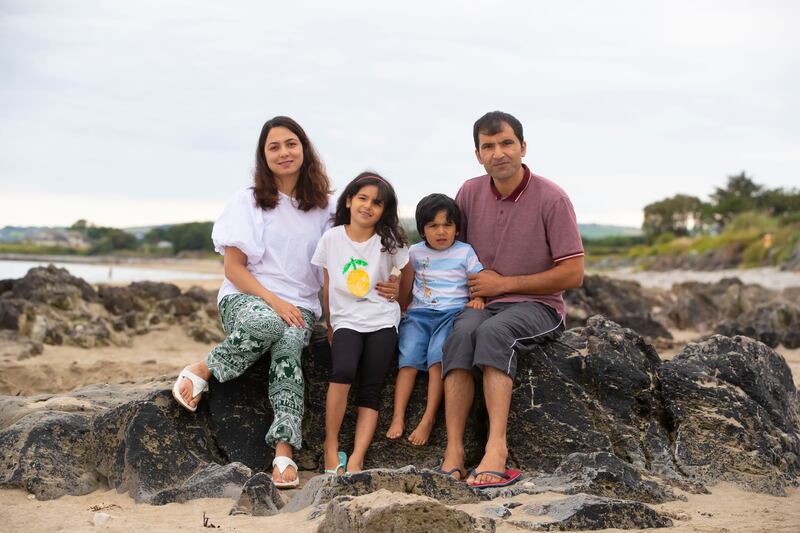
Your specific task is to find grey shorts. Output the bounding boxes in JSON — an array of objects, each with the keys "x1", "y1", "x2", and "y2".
[{"x1": 441, "y1": 301, "x2": 564, "y2": 379}]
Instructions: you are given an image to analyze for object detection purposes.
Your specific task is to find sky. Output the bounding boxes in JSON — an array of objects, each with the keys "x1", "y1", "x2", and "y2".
[{"x1": 1, "y1": 0, "x2": 798, "y2": 229}]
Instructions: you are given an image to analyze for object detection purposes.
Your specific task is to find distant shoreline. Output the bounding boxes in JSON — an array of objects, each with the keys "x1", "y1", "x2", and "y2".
[{"x1": 0, "y1": 253, "x2": 223, "y2": 273}]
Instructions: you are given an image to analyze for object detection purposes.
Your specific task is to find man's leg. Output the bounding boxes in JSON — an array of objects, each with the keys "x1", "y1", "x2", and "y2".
[
  {"x1": 440, "y1": 307, "x2": 490, "y2": 479},
  {"x1": 467, "y1": 302, "x2": 562, "y2": 485},
  {"x1": 441, "y1": 368, "x2": 473, "y2": 478},
  {"x1": 467, "y1": 366, "x2": 512, "y2": 484}
]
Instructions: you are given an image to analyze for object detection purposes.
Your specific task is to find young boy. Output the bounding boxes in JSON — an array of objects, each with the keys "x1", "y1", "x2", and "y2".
[{"x1": 386, "y1": 193, "x2": 484, "y2": 445}]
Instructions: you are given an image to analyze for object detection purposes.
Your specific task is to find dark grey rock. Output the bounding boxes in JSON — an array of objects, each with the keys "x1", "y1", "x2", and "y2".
[
  {"x1": 92, "y1": 389, "x2": 226, "y2": 503},
  {"x1": 658, "y1": 335, "x2": 800, "y2": 495},
  {"x1": 317, "y1": 493, "x2": 496, "y2": 533},
  {"x1": 283, "y1": 466, "x2": 484, "y2": 513},
  {"x1": 149, "y1": 462, "x2": 252, "y2": 505},
  {"x1": 565, "y1": 275, "x2": 671, "y2": 340},
  {"x1": 714, "y1": 300, "x2": 800, "y2": 349},
  {"x1": 483, "y1": 505, "x2": 511, "y2": 518},
  {"x1": 515, "y1": 494, "x2": 672, "y2": 530},
  {"x1": 0, "y1": 410, "x2": 101, "y2": 500},
  {"x1": 230, "y1": 472, "x2": 285, "y2": 516},
  {"x1": 554, "y1": 452, "x2": 679, "y2": 503}
]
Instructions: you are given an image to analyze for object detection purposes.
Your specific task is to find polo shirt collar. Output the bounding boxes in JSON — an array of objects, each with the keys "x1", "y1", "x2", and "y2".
[{"x1": 489, "y1": 164, "x2": 532, "y2": 202}]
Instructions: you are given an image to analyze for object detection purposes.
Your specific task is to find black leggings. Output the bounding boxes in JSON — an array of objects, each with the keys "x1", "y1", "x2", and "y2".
[{"x1": 330, "y1": 327, "x2": 397, "y2": 411}]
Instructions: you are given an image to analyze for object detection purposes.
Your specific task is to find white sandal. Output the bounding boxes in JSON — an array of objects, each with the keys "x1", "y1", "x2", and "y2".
[
  {"x1": 171, "y1": 367, "x2": 209, "y2": 413},
  {"x1": 272, "y1": 456, "x2": 300, "y2": 489}
]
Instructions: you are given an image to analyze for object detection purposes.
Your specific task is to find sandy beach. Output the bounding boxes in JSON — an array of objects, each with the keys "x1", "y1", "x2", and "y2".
[{"x1": 1, "y1": 264, "x2": 799, "y2": 532}]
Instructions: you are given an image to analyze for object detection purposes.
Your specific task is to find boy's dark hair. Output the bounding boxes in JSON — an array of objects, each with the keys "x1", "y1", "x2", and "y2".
[
  {"x1": 333, "y1": 171, "x2": 407, "y2": 254},
  {"x1": 415, "y1": 194, "x2": 461, "y2": 245},
  {"x1": 472, "y1": 111, "x2": 524, "y2": 149}
]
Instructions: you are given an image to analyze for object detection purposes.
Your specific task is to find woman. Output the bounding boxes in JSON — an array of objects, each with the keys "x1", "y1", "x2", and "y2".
[{"x1": 173, "y1": 116, "x2": 332, "y2": 489}]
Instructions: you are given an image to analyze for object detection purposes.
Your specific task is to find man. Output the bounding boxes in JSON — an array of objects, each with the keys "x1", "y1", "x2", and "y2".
[{"x1": 440, "y1": 111, "x2": 584, "y2": 487}]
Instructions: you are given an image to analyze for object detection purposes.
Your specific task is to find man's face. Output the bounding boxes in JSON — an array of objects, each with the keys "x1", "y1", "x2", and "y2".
[{"x1": 474, "y1": 122, "x2": 526, "y2": 181}]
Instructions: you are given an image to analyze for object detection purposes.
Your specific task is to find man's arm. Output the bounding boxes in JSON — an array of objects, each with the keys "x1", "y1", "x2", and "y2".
[{"x1": 467, "y1": 256, "x2": 584, "y2": 298}]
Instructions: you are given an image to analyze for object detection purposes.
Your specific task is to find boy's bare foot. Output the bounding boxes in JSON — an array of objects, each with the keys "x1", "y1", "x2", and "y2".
[
  {"x1": 386, "y1": 417, "x2": 404, "y2": 439},
  {"x1": 177, "y1": 361, "x2": 211, "y2": 408},
  {"x1": 407, "y1": 417, "x2": 434, "y2": 446}
]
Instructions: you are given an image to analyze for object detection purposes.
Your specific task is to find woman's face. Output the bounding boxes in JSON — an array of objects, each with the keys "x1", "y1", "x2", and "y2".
[{"x1": 264, "y1": 126, "x2": 304, "y2": 181}]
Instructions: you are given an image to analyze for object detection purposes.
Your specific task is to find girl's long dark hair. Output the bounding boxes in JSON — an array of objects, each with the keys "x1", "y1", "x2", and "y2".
[
  {"x1": 253, "y1": 116, "x2": 331, "y2": 211},
  {"x1": 334, "y1": 172, "x2": 407, "y2": 254}
]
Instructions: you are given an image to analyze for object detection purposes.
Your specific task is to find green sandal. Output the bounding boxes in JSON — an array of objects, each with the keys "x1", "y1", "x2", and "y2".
[{"x1": 324, "y1": 451, "x2": 347, "y2": 475}]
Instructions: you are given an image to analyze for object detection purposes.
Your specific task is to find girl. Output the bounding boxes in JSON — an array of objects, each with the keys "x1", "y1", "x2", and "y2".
[
  {"x1": 172, "y1": 116, "x2": 332, "y2": 489},
  {"x1": 311, "y1": 172, "x2": 410, "y2": 474}
]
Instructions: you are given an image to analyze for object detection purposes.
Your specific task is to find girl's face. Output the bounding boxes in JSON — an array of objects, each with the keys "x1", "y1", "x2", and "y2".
[
  {"x1": 423, "y1": 209, "x2": 457, "y2": 250},
  {"x1": 346, "y1": 185, "x2": 384, "y2": 229},
  {"x1": 264, "y1": 126, "x2": 304, "y2": 181}
]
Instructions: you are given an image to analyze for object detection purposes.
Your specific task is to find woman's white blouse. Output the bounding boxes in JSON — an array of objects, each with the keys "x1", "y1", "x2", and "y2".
[{"x1": 211, "y1": 187, "x2": 333, "y2": 317}]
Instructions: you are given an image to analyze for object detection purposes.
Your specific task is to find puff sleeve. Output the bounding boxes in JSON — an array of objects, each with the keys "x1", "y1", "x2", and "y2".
[{"x1": 211, "y1": 187, "x2": 265, "y2": 264}]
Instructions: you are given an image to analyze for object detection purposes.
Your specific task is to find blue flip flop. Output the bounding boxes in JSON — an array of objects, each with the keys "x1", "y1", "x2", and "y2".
[
  {"x1": 324, "y1": 451, "x2": 347, "y2": 475},
  {"x1": 436, "y1": 466, "x2": 468, "y2": 481}
]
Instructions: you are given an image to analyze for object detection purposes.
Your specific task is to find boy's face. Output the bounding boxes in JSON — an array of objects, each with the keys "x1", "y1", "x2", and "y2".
[{"x1": 423, "y1": 210, "x2": 457, "y2": 251}]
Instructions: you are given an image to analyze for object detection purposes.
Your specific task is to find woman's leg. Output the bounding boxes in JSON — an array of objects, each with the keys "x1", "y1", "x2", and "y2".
[
  {"x1": 178, "y1": 294, "x2": 285, "y2": 407},
  {"x1": 206, "y1": 294, "x2": 289, "y2": 382},
  {"x1": 349, "y1": 327, "x2": 397, "y2": 472},
  {"x1": 325, "y1": 329, "x2": 362, "y2": 472},
  {"x1": 265, "y1": 308, "x2": 315, "y2": 483}
]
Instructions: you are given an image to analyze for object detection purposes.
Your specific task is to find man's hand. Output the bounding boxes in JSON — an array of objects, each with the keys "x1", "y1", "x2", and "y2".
[
  {"x1": 465, "y1": 296, "x2": 485, "y2": 310},
  {"x1": 467, "y1": 270, "x2": 506, "y2": 298}
]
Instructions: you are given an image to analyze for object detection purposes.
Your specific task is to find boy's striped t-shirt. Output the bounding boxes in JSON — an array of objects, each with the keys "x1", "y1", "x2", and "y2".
[{"x1": 408, "y1": 240, "x2": 483, "y2": 310}]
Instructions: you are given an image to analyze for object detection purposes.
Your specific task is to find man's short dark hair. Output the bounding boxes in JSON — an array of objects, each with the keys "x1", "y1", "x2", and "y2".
[
  {"x1": 473, "y1": 111, "x2": 524, "y2": 149},
  {"x1": 415, "y1": 193, "x2": 461, "y2": 244}
]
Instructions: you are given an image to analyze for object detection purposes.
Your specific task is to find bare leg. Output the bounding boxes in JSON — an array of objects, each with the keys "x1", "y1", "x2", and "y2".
[
  {"x1": 324, "y1": 383, "x2": 351, "y2": 473},
  {"x1": 387, "y1": 367, "x2": 417, "y2": 439},
  {"x1": 408, "y1": 363, "x2": 443, "y2": 445},
  {"x1": 272, "y1": 441, "x2": 296, "y2": 483},
  {"x1": 178, "y1": 360, "x2": 212, "y2": 408},
  {"x1": 467, "y1": 366, "x2": 512, "y2": 485},
  {"x1": 347, "y1": 407, "x2": 379, "y2": 473},
  {"x1": 441, "y1": 368, "x2": 474, "y2": 480}
]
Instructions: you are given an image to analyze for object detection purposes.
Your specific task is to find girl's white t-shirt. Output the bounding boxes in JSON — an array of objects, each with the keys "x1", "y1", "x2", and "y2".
[
  {"x1": 311, "y1": 225, "x2": 409, "y2": 333},
  {"x1": 211, "y1": 187, "x2": 334, "y2": 317}
]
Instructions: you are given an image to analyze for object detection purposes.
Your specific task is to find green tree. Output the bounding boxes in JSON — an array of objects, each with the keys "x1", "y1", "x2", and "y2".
[
  {"x1": 642, "y1": 194, "x2": 705, "y2": 242},
  {"x1": 709, "y1": 172, "x2": 762, "y2": 226}
]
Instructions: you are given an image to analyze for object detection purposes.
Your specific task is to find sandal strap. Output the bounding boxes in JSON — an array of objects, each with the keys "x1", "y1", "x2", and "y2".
[
  {"x1": 178, "y1": 368, "x2": 208, "y2": 398},
  {"x1": 272, "y1": 456, "x2": 298, "y2": 475}
]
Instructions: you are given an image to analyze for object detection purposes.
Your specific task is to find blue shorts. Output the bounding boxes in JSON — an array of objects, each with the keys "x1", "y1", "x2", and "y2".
[{"x1": 398, "y1": 307, "x2": 461, "y2": 371}]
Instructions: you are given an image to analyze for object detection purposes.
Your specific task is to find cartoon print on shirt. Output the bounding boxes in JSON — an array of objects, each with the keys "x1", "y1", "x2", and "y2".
[
  {"x1": 418, "y1": 256, "x2": 437, "y2": 305},
  {"x1": 343, "y1": 257, "x2": 370, "y2": 297}
]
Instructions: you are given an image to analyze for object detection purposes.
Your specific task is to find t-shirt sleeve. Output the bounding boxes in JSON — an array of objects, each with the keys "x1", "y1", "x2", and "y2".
[
  {"x1": 310, "y1": 230, "x2": 329, "y2": 269},
  {"x1": 392, "y1": 245, "x2": 410, "y2": 270},
  {"x1": 545, "y1": 196, "x2": 585, "y2": 262},
  {"x1": 464, "y1": 244, "x2": 484, "y2": 274},
  {"x1": 211, "y1": 188, "x2": 264, "y2": 264}
]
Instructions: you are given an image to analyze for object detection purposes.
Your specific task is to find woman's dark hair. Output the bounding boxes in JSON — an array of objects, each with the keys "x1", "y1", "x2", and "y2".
[
  {"x1": 333, "y1": 171, "x2": 407, "y2": 254},
  {"x1": 253, "y1": 116, "x2": 331, "y2": 211},
  {"x1": 473, "y1": 111, "x2": 524, "y2": 149},
  {"x1": 415, "y1": 193, "x2": 461, "y2": 245}
]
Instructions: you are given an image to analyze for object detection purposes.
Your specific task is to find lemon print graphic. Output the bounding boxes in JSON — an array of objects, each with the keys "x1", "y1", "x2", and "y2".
[{"x1": 343, "y1": 257, "x2": 370, "y2": 297}]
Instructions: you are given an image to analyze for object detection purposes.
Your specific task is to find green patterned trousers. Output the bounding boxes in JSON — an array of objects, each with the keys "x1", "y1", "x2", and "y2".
[{"x1": 206, "y1": 293, "x2": 314, "y2": 449}]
